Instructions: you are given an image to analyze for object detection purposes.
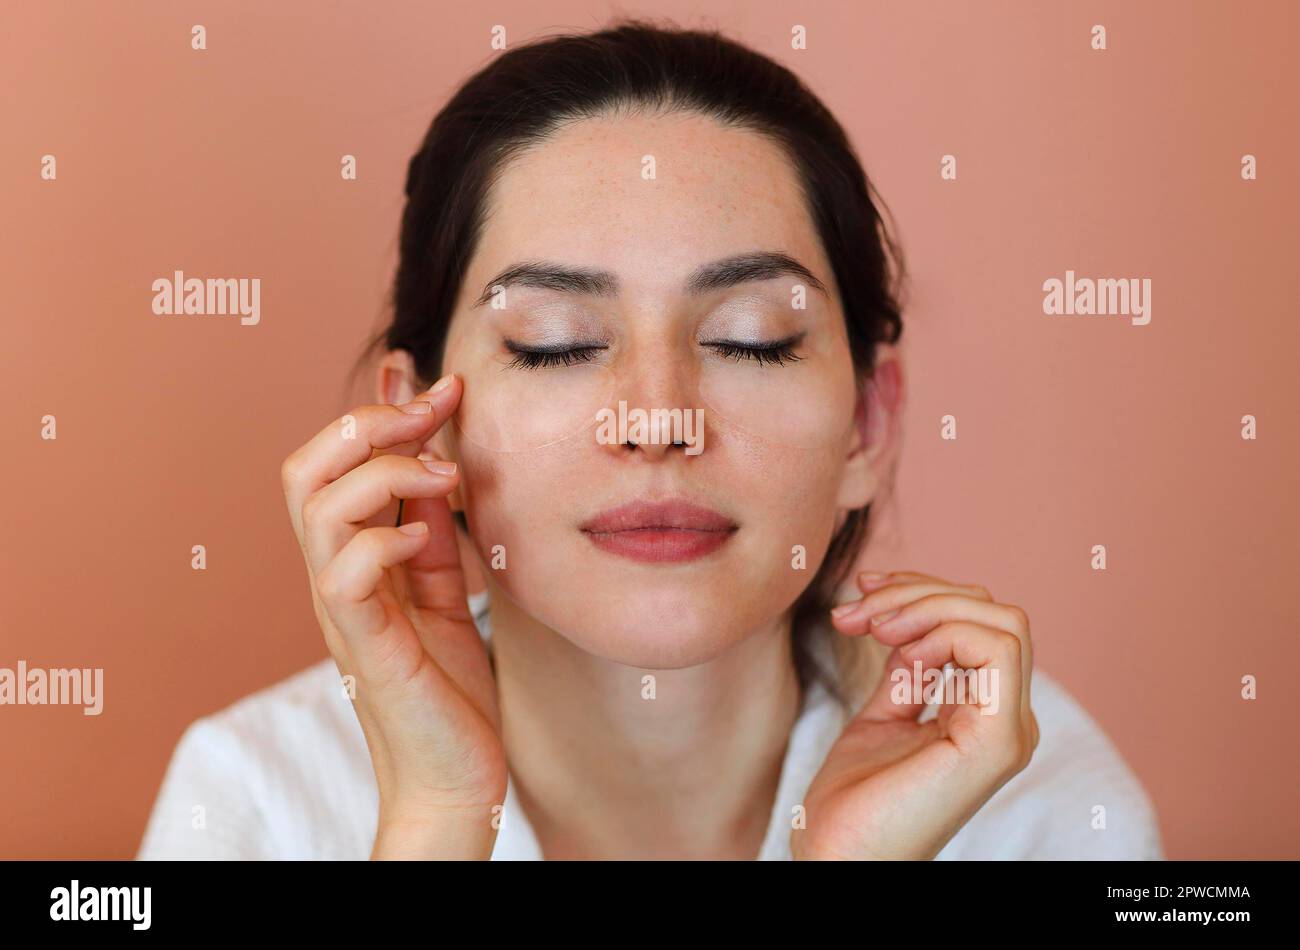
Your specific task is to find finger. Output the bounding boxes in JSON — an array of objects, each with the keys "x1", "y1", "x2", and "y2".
[
  {"x1": 856, "y1": 570, "x2": 991, "y2": 598},
  {"x1": 865, "y1": 593, "x2": 1027, "y2": 648},
  {"x1": 315, "y1": 522, "x2": 435, "y2": 661},
  {"x1": 856, "y1": 645, "x2": 929, "y2": 723},
  {"x1": 868, "y1": 593, "x2": 1033, "y2": 717},
  {"x1": 281, "y1": 374, "x2": 462, "y2": 540},
  {"x1": 831, "y1": 577, "x2": 991, "y2": 635},
  {"x1": 898, "y1": 621, "x2": 1027, "y2": 769},
  {"x1": 855, "y1": 608, "x2": 1018, "y2": 725},
  {"x1": 399, "y1": 487, "x2": 473, "y2": 621},
  {"x1": 301, "y1": 453, "x2": 459, "y2": 574}
]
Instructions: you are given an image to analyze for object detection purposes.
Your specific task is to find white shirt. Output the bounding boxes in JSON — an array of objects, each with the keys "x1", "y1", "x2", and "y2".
[{"x1": 137, "y1": 593, "x2": 1164, "y2": 860}]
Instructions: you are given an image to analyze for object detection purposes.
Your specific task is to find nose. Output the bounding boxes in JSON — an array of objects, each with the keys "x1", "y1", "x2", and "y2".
[
  {"x1": 627, "y1": 415, "x2": 686, "y2": 459},
  {"x1": 597, "y1": 351, "x2": 706, "y2": 459}
]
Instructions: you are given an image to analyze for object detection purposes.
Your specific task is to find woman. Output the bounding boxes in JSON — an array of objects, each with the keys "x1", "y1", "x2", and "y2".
[{"x1": 138, "y1": 20, "x2": 1162, "y2": 860}]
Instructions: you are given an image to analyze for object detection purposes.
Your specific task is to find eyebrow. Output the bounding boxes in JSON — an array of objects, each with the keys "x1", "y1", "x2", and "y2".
[{"x1": 472, "y1": 251, "x2": 829, "y2": 307}]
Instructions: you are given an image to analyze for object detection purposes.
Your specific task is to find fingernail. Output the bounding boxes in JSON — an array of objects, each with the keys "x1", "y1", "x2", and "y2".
[
  {"x1": 860, "y1": 571, "x2": 887, "y2": 583},
  {"x1": 422, "y1": 459, "x2": 458, "y2": 476},
  {"x1": 831, "y1": 602, "x2": 859, "y2": 618},
  {"x1": 398, "y1": 521, "x2": 428, "y2": 535},
  {"x1": 429, "y1": 373, "x2": 456, "y2": 395},
  {"x1": 872, "y1": 609, "x2": 900, "y2": 626},
  {"x1": 399, "y1": 401, "x2": 432, "y2": 414}
]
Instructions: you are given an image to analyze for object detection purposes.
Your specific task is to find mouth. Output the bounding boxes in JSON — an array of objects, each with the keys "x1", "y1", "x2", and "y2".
[{"x1": 579, "y1": 499, "x2": 738, "y2": 563}]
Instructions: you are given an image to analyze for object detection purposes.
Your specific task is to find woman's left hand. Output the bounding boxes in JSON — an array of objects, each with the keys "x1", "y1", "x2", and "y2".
[{"x1": 793, "y1": 570, "x2": 1040, "y2": 860}]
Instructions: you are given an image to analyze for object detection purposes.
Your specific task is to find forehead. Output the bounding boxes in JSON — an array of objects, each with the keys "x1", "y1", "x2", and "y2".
[{"x1": 462, "y1": 110, "x2": 831, "y2": 303}]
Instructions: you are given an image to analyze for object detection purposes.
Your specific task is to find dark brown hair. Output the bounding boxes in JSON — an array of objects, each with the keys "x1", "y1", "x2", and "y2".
[{"x1": 357, "y1": 17, "x2": 905, "y2": 709}]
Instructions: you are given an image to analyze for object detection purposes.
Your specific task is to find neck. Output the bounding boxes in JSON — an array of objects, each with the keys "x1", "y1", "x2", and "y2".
[{"x1": 484, "y1": 580, "x2": 803, "y2": 860}]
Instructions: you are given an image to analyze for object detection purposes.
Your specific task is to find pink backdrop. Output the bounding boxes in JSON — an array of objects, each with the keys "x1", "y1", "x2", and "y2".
[{"x1": 2, "y1": 0, "x2": 1296, "y2": 859}]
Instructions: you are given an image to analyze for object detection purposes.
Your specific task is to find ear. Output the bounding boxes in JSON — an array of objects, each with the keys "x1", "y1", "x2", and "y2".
[
  {"x1": 834, "y1": 343, "x2": 904, "y2": 510},
  {"x1": 376, "y1": 348, "x2": 422, "y2": 405}
]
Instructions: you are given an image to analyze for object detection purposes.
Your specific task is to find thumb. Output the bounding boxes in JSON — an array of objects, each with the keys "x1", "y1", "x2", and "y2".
[{"x1": 399, "y1": 489, "x2": 472, "y2": 622}]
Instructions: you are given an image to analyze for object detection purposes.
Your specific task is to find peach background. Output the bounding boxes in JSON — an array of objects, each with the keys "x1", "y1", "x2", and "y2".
[{"x1": 2, "y1": 0, "x2": 1297, "y2": 859}]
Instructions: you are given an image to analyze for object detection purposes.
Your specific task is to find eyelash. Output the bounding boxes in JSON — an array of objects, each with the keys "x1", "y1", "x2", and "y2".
[
  {"x1": 504, "y1": 336, "x2": 804, "y2": 370},
  {"x1": 505, "y1": 341, "x2": 606, "y2": 369},
  {"x1": 705, "y1": 337, "x2": 804, "y2": 366}
]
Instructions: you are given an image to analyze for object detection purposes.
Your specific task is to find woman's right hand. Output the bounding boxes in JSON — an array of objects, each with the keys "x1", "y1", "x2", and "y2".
[{"x1": 280, "y1": 373, "x2": 505, "y2": 859}]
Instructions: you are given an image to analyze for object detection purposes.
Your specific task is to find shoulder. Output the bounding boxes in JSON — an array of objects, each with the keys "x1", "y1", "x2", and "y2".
[
  {"x1": 136, "y1": 658, "x2": 376, "y2": 860},
  {"x1": 937, "y1": 668, "x2": 1165, "y2": 860}
]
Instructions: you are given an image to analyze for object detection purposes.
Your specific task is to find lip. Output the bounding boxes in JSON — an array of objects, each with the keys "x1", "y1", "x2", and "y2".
[{"x1": 580, "y1": 499, "x2": 738, "y2": 563}]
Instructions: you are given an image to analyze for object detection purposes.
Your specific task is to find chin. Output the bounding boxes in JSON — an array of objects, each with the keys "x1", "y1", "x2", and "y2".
[
  {"x1": 514, "y1": 549, "x2": 798, "y2": 669},
  {"x1": 550, "y1": 590, "x2": 752, "y2": 669}
]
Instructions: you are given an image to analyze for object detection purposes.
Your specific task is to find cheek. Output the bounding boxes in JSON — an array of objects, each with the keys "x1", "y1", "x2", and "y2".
[
  {"x1": 724, "y1": 439, "x2": 846, "y2": 590},
  {"x1": 452, "y1": 439, "x2": 603, "y2": 639},
  {"x1": 454, "y1": 440, "x2": 581, "y2": 593}
]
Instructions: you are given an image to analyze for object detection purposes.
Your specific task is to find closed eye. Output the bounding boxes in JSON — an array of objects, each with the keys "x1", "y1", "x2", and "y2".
[
  {"x1": 502, "y1": 334, "x2": 805, "y2": 369},
  {"x1": 703, "y1": 333, "x2": 805, "y2": 366},
  {"x1": 504, "y1": 340, "x2": 607, "y2": 369}
]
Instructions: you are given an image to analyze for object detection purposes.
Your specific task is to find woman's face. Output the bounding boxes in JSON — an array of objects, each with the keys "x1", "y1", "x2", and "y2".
[{"x1": 437, "y1": 110, "x2": 875, "y2": 669}]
